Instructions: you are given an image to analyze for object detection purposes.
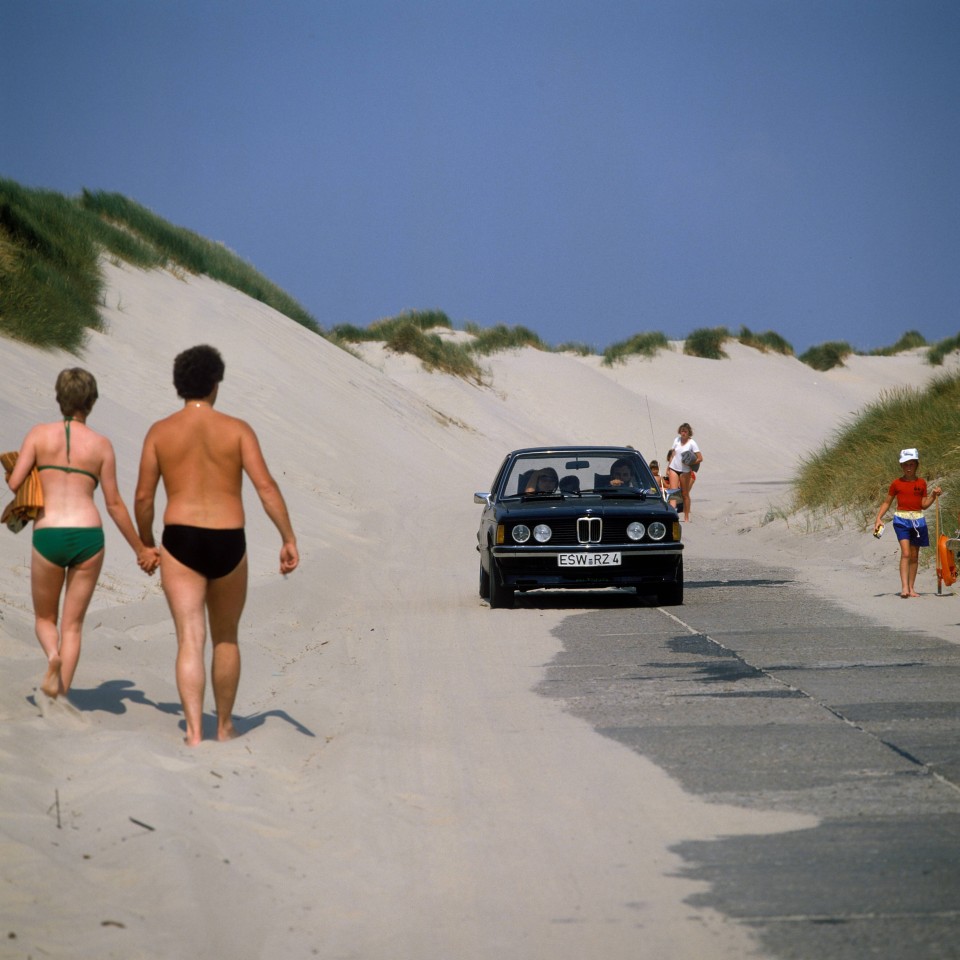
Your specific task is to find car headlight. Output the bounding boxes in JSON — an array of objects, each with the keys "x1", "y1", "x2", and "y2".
[
  {"x1": 648, "y1": 521, "x2": 667, "y2": 541},
  {"x1": 627, "y1": 521, "x2": 645, "y2": 541},
  {"x1": 533, "y1": 524, "x2": 552, "y2": 542},
  {"x1": 512, "y1": 524, "x2": 531, "y2": 543}
]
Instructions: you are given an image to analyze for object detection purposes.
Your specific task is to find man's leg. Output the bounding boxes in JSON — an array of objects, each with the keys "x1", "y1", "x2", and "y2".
[
  {"x1": 160, "y1": 550, "x2": 210, "y2": 746},
  {"x1": 206, "y1": 556, "x2": 248, "y2": 741}
]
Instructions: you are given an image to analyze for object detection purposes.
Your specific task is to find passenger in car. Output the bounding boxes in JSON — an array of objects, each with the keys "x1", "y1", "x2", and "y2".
[
  {"x1": 559, "y1": 475, "x2": 580, "y2": 494},
  {"x1": 525, "y1": 467, "x2": 559, "y2": 493}
]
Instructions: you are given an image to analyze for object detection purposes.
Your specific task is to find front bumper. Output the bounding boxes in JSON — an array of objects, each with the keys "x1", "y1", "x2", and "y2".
[{"x1": 490, "y1": 544, "x2": 682, "y2": 590}]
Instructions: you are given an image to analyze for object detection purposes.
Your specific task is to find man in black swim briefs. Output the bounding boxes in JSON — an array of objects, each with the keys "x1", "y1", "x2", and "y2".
[{"x1": 135, "y1": 345, "x2": 299, "y2": 746}]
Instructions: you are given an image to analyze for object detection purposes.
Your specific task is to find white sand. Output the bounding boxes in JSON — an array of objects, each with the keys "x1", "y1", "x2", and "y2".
[{"x1": 1, "y1": 262, "x2": 957, "y2": 958}]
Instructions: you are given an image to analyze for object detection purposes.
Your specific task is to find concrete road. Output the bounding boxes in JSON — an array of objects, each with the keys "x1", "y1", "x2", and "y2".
[{"x1": 532, "y1": 558, "x2": 960, "y2": 960}]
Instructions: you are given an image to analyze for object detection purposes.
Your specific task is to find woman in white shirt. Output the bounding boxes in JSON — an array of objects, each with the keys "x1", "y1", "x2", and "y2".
[{"x1": 666, "y1": 422, "x2": 702, "y2": 522}]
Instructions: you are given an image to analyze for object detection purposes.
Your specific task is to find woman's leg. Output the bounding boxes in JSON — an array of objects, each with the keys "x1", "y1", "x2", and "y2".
[
  {"x1": 679, "y1": 471, "x2": 694, "y2": 522},
  {"x1": 31, "y1": 550, "x2": 66, "y2": 697},
  {"x1": 58, "y1": 551, "x2": 105, "y2": 693}
]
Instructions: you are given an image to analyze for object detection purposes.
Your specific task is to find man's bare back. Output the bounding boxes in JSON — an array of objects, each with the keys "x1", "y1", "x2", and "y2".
[{"x1": 142, "y1": 402, "x2": 248, "y2": 529}]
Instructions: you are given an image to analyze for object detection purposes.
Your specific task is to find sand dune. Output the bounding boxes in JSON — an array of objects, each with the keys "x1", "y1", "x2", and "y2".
[{"x1": 1, "y1": 262, "x2": 957, "y2": 958}]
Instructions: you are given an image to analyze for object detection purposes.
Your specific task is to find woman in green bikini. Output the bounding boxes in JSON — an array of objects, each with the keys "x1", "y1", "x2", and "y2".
[{"x1": 7, "y1": 368, "x2": 159, "y2": 699}]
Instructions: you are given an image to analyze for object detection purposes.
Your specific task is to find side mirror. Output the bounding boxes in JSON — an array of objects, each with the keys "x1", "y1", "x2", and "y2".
[{"x1": 474, "y1": 492, "x2": 492, "y2": 505}]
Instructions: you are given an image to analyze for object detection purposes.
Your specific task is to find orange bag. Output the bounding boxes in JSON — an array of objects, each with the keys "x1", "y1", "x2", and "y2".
[{"x1": 1, "y1": 451, "x2": 44, "y2": 533}]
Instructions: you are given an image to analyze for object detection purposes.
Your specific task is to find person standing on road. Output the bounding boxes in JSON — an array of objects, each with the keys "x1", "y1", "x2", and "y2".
[
  {"x1": 135, "y1": 345, "x2": 299, "y2": 746},
  {"x1": 874, "y1": 447, "x2": 941, "y2": 599},
  {"x1": 666, "y1": 423, "x2": 702, "y2": 522}
]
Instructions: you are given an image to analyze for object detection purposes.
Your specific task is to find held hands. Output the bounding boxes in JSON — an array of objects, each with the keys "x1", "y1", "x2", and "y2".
[{"x1": 137, "y1": 546, "x2": 161, "y2": 575}]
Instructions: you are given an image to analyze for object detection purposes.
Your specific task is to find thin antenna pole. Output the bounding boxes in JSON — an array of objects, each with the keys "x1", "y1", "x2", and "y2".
[{"x1": 645, "y1": 395, "x2": 657, "y2": 454}]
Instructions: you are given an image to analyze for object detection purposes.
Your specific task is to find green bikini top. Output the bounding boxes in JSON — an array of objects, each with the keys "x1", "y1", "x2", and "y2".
[{"x1": 37, "y1": 418, "x2": 99, "y2": 488}]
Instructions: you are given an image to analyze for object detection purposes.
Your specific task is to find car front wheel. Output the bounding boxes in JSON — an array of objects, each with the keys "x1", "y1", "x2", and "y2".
[
  {"x1": 488, "y1": 559, "x2": 515, "y2": 609},
  {"x1": 656, "y1": 557, "x2": 683, "y2": 606}
]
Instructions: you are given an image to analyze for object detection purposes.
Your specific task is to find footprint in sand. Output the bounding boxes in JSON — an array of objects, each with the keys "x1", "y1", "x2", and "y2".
[{"x1": 35, "y1": 690, "x2": 87, "y2": 726}]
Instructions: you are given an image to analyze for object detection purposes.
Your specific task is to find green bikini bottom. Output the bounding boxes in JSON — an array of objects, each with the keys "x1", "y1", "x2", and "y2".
[{"x1": 32, "y1": 527, "x2": 105, "y2": 567}]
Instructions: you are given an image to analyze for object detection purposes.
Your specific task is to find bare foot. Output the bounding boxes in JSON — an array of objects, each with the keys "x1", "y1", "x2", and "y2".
[
  {"x1": 41, "y1": 656, "x2": 62, "y2": 699},
  {"x1": 183, "y1": 733, "x2": 203, "y2": 747},
  {"x1": 217, "y1": 723, "x2": 239, "y2": 742},
  {"x1": 909, "y1": 590, "x2": 921, "y2": 597}
]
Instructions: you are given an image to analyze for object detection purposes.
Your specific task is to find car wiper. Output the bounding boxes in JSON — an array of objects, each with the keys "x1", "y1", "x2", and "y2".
[
  {"x1": 595, "y1": 488, "x2": 649, "y2": 499},
  {"x1": 519, "y1": 492, "x2": 565, "y2": 501}
]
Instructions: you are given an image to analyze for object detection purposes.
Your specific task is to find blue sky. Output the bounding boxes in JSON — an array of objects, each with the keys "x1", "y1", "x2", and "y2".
[{"x1": 3, "y1": 0, "x2": 958, "y2": 354}]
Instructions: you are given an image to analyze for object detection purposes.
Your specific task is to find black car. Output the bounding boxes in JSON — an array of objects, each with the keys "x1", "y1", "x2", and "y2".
[{"x1": 474, "y1": 446, "x2": 683, "y2": 608}]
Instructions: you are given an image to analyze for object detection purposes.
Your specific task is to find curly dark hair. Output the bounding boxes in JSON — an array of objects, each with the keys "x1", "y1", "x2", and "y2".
[{"x1": 173, "y1": 345, "x2": 225, "y2": 400}]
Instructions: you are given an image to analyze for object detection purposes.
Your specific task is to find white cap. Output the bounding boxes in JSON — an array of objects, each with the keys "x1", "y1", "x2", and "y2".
[{"x1": 899, "y1": 447, "x2": 919, "y2": 463}]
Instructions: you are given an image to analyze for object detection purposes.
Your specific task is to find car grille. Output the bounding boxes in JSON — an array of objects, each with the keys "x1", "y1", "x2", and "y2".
[{"x1": 524, "y1": 517, "x2": 640, "y2": 546}]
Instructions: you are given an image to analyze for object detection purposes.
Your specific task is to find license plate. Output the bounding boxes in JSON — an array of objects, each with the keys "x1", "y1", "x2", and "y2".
[{"x1": 557, "y1": 552, "x2": 621, "y2": 567}]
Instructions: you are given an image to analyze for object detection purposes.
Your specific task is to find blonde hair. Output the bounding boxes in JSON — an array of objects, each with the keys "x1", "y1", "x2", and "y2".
[{"x1": 55, "y1": 368, "x2": 98, "y2": 417}]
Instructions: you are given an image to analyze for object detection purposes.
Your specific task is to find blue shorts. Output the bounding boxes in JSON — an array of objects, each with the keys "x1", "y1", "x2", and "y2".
[{"x1": 893, "y1": 516, "x2": 929, "y2": 547}]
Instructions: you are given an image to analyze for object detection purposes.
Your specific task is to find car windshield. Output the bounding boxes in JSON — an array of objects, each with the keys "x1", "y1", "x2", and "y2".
[{"x1": 500, "y1": 453, "x2": 658, "y2": 499}]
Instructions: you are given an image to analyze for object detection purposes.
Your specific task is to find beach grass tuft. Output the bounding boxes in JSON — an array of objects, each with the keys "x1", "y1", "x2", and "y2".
[
  {"x1": 466, "y1": 323, "x2": 548, "y2": 355},
  {"x1": 926, "y1": 333, "x2": 960, "y2": 367},
  {"x1": 683, "y1": 326, "x2": 730, "y2": 360},
  {"x1": 799, "y1": 340, "x2": 854, "y2": 371},
  {"x1": 601, "y1": 331, "x2": 669, "y2": 365},
  {"x1": 554, "y1": 341, "x2": 595, "y2": 356},
  {"x1": 737, "y1": 326, "x2": 794, "y2": 355},
  {"x1": 384, "y1": 322, "x2": 484, "y2": 382},
  {"x1": 869, "y1": 330, "x2": 927, "y2": 356}
]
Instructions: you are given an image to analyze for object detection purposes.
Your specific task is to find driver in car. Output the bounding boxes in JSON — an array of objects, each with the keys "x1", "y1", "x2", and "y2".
[{"x1": 609, "y1": 459, "x2": 636, "y2": 487}]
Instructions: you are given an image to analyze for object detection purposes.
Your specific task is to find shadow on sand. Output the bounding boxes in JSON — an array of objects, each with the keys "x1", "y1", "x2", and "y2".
[{"x1": 28, "y1": 679, "x2": 315, "y2": 740}]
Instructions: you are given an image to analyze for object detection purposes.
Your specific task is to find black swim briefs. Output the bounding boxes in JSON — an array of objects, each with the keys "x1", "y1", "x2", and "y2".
[{"x1": 162, "y1": 525, "x2": 247, "y2": 580}]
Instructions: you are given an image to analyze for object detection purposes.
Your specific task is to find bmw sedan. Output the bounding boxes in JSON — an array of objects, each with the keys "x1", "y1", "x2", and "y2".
[{"x1": 474, "y1": 446, "x2": 683, "y2": 608}]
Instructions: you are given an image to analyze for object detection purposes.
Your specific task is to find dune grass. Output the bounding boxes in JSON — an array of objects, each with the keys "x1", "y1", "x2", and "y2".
[
  {"x1": 0, "y1": 178, "x2": 162, "y2": 350},
  {"x1": 601, "y1": 331, "x2": 669, "y2": 365},
  {"x1": 737, "y1": 326, "x2": 794, "y2": 355},
  {"x1": 333, "y1": 310, "x2": 484, "y2": 381},
  {"x1": 384, "y1": 323, "x2": 484, "y2": 383},
  {"x1": 869, "y1": 330, "x2": 926, "y2": 356},
  {"x1": 333, "y1": 310, "x2": 453, "y2": 343},
  {"x1": 683, "y1": 326, "x2": 730, "y2": 359},
  {"x1": 927, "y1": 333, "x2": 960, "y2": 366},
  {"x1": 798, "y1": 340, "x2": 854, "y2": 371},
  {"x1": 80, "y1": 191, "x2": 320, "y2": 332},
  {"x1": 793, "y1": 372, "x2": 960, "y2": 531},
  {"x1": 465, "y1": 322, "x2": 548, "y2": 355},
  {"x1": 0, "y1": 179, "x2": 320, "y2": 353},
  {"x1": 554, "y1": 341, "x2": 595, "y2": 356}
]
